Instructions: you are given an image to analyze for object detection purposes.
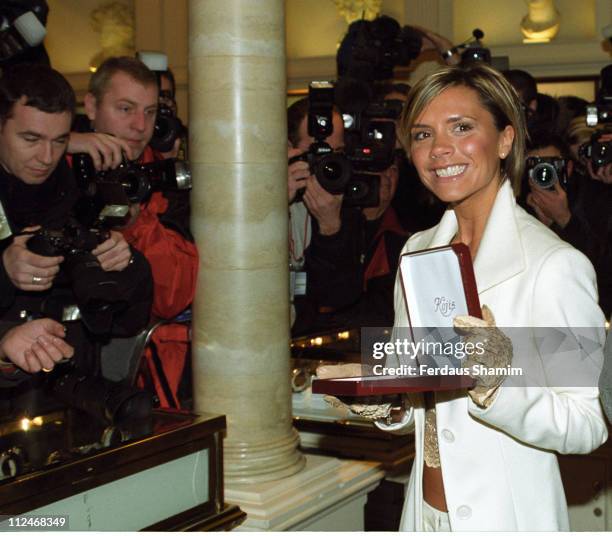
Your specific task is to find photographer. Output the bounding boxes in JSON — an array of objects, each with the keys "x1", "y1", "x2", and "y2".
[
  {"x1": 525, "y1": 129, "x2": 611, "y2": 317},
  {"x1": 288, "y1": 97, "x2": 408, "y2": 332},
  {"x1": 0, "y1": 64, "x2": 152, "y2": 403},
  {"x1": 311, "y1": 155, "x2": 408, "y2": 329},
  {"x1": 288, "y1": 98, "x2": 347, "y2": 332},
  {"x1": 73, "y1": 57, "x2": 198, "y2": 408}
]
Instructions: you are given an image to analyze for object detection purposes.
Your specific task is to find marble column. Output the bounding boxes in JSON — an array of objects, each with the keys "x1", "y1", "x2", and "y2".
[{"x1": 188, "y1": 0, "x2": 305, "y2": 483}]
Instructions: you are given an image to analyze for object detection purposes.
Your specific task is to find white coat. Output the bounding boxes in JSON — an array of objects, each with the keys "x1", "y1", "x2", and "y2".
[{"x1": 378, "y1": 181, "x2": 608, "y2": 531}]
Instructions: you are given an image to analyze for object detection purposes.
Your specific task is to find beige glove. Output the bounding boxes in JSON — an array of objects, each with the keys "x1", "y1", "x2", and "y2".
[
  {"x1": 453, "y1": 305, "x2": 513, "y2": 408},
  {"x1": 316, "y1": 363, "x2": 401, "y2": 421}
]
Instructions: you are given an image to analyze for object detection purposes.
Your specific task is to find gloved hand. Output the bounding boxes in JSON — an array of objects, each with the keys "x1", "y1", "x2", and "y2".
[
  {"x1": 316, "y1": 363, "x2": 403, "y2": 421},
  {"x1": 453, "y1": 305, "x2": 513, "y2": 408}
]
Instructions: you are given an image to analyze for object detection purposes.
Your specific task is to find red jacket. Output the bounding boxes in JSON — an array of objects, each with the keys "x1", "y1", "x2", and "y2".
[{"x1": 121, "y1": 147, "x2": 198, "y2": 408}]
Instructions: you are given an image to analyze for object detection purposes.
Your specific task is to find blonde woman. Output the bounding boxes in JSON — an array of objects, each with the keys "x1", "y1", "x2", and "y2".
[{"x1": 321, "y1": 63, "x2": 607, "y2": 531}]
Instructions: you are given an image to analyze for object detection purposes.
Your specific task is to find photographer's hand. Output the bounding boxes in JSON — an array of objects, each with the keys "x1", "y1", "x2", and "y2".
[
  {"x1": 2, "y1": 227, "x2": 63, "y2": 291},
  {"x1": 92, "y1": 230, "x2": 132, "y2": 271},
  {"x1": 288, "y1": 147, "x2": 310, "y2": 202},
  {"x1": 303, "y1": 176, "x2": 343, "y2": 235},
  {"x1": 68, "y1": 132, "x2": 134, "y2": 170},
  {"x1": 0, "y1": 319, "x2": 74, "y2": 374},
  {"x1": 527, "y1": 182, "x2": 571, "y2": 228}
]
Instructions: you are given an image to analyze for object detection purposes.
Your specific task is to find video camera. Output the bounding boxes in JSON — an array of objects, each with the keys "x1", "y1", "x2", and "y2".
[
  {"x1": 137, "y1": 51, "x2": 185, "y2": 154},
  {"x1": 525, "y1": 156, "x2": 569, "y2": 190},
  {"x1": 446, "y1": 29, "x2": 491, "y2": 65},
  {"x1": 337, "y1": 15, "x2": 423, "y2": 83},
  {"x1": 289, "y1": 81, "x2": 397, "y2": 207},
  {"x1": 0, "y1": 0, "x2": 47, "y2": 64},
  {"x1": 72, "y1": 153, "x2": 192, "y2": 227}
]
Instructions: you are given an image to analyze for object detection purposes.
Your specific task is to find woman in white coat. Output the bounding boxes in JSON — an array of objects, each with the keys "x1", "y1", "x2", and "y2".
[{"x1": 321, "y1": 63, "x2": 608, "y2": 531}]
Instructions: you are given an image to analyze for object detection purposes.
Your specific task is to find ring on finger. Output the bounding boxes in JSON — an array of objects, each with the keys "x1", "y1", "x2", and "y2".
[
  {"x1": 32, "y1": 275, "x2": 43, "y2": 285},
  {"x1": 41, "y1": 367, "x2": 52, "y2": 373}
]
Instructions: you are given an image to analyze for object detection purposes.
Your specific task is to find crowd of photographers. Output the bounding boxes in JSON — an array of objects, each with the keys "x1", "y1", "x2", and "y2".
[
  {"x1": 289, "y1": 20, "x2": 612, "y2": 336},
  {"x1": 0, "y1": 1, "x2": 194, "y2": 421},
  {"x1": 505, "y1": 67, "x2": 612, "y2": 318},
  {"x1": 0, "y1": 1, "x2": 609, "y2": 425}
]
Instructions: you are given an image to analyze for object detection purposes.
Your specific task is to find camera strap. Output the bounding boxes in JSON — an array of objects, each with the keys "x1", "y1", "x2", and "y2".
[{"x1": 289, "y1": 202, "x2": 311, "y2": 271}]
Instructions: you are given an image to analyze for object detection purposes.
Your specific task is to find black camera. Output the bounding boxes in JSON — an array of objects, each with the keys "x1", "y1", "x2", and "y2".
[
  {"x1": 337, "y1": 16, "x2": 422, "y2": 82},
  {"x1": 136, "y1": 51, "x2": 186, "y2": 154},
  {"x1": 0, "y1": 0, "x2": 47, "y2": 63},
  {"x1": 51, "y1": 370, "x2": 153, "y2": 424},
  {"x1": 526, "y1": 156, "x2": 569, "y2": 190},
  {"x1": 443, "y1": 29, "x2": 491, "y2": 65},
  {"x1": 579, "y1": 130, "x2": 611, "y2": 172},
  {"x1": 289, "y1": 81, "x2": 381, "y2": 207},
  {"x1": 150, "y1": 102, "x2": 185, "y2": 153},
  {"x1": 27, "y1": 224, "x2": 108, "y2": 258},
  {"x1": 586, "y1": 64, "x2": 611, "y2": 127},
  {"x1": 73, "y1": 153, "x2": 192, "y2": 206},
  {"x1": 26, "y1": 224, "x2": 133, "y2": 329}
]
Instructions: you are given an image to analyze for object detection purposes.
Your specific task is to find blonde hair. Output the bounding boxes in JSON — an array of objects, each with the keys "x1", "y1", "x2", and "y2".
[{"x1": 398, "y1": 63, "x2": 527, "y2": 195}]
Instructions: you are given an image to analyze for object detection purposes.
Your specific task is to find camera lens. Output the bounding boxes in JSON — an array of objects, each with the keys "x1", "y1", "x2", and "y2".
[
  {"x1": 531, "y1": 162, "x2": 558, "y2": 189},
  {"x1": 314, "y1": 153, "x2": 351, "y2": 194},
  {"x1": 322, "y1": 161, "x2": 343, "y2": 181}
]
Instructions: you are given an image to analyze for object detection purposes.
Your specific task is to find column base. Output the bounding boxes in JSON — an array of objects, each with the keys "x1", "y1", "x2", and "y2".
[
  {"x1": 226, "y1": 453, "x2": 384, "y2": 531},
  {"x1": 225, "y1": 428, "x2": 305, "y2": 484}
]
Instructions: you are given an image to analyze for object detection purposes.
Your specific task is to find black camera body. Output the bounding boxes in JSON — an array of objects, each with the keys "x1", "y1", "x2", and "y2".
[
  {"x1": 72, "y1": 153, "x2": 192, "y2": 219},
  {"x1": 52, "y1": 370, "x2": 153, "y2": 424},
  {"x1": 27, "y1": 224, "x2": 108, "y2": 259},
  {"x1": 26, "y1": 224, "x2": 132, "y2": 330},
  {"x1": 289, "y1": 81, "x2": 385, "y2": 208},
  {"x1": 586, "y1": 64, "x2": 611, "y2": 127},
  {"x1": 526, "y1": 156, "x2": 569, "y2": 190},
  {"x1": 150, "y1": 102, "x2": 185, "y2": 153},
  {"x1": 579, "y1": 130, "x2": 612, "y2": 172},
  {"x1": 337, "y1": 16, "x2": 422, "y2": 82}
]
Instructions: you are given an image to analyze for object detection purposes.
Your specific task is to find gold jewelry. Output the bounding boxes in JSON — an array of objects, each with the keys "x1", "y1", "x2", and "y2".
[
  {"x1": 41, "y1": 367, "x2": 52, "y2": 373},
  {"x1": 32, "y1": 275, "x2": 43, "y2": 284},
  {"x1": 424, "y1": 407, "x2": 441, "y2": 468}
]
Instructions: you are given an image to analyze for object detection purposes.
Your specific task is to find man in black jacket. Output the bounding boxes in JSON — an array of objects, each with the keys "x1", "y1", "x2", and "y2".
[{"x1": 0, "y1": 64, "x2": 153, "y2": 413}]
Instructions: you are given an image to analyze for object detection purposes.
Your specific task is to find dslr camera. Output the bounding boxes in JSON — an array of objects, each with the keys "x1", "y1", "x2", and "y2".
[
  {"x1": 454, "y1": 29, "x2": 491, "y2": 65},
  {"x1": 289, "y1": 81, "x2": 389, "y2": 207},
  {"x1": 72, "y1": 153, "x2": 192, "y2": 226},
  {"x1": 151, "y1": 98, "x2": 185, "y2": 153},
  {"x1": 137, "y1": 51, "x2": 186, "y2": 154},
  {"x1": 526, "y1": 156, "x2": 569, "y2": 190},
  {"x1": 580, "y1": 65, "x2": 611, "y2": 172},
  {"x1": 579, "y1": 130, "x2": 611, "y2": 172},
  {"x1": 26, "y1": 223, "x2": 130, "y2": 324},
  {"x1": 586, "y1": 65, "x2": 611, "y2": 127}
]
